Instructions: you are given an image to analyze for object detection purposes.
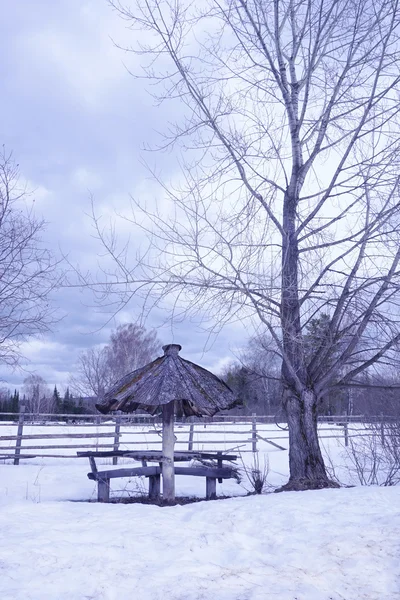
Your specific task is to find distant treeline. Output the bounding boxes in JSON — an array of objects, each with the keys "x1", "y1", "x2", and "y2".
[
  {"x1": 0, "y1": 390, "x2": 19, "y2": 419},
  {"x1": 222, "y1": 365, "x2": 400, "y2": 417},
  {"x1": 0, "y1": 386, "x2": 96, "y2": 420}
]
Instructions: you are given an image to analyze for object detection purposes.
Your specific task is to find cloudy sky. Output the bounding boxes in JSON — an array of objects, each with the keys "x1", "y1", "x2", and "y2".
[{"x1": 0, "y1": 0, "x2": 250, "y2": 391}]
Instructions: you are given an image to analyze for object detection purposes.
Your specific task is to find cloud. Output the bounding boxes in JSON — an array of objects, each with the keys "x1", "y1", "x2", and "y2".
[
  {"x1": 6, "y1": 1, "x2": 133, "y2": 110},
  {"x1": 71, "y1": 167, "x2": 103, "y2": 191},
  {"x1": 0, "y1": 0, "x2": 248, "y2": 392}
]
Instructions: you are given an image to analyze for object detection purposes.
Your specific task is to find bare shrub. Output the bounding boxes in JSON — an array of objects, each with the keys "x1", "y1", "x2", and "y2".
[
  {"x1": 113, "y1": 476, "x2": 148, "y2": 501},
  {"x1": 344, "y1": 419, "x2": 400, "y2": 486},
  {"x1": 240, "y1": 453, "x2": 271, "y2": 495}
]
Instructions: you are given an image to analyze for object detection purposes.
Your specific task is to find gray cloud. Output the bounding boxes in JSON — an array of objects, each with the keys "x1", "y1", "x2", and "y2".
[{"x1": 0, "y1": 0, "x2": 249, "y2": 391}]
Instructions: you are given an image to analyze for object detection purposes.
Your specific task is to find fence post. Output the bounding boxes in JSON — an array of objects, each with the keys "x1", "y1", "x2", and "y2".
[
  {"x1": 252, "y1": 413, "x2": 257, "y2": 452},
  {"x1": 14, "y1": 403, "x2": 26, "y2": 465},
  {"x1": 343, "y1": 411, "x2": 349, "y2": 447},
  {"x1": 188, "y1": 422, "x2": 194, "y2": 451},
  {"x1": 113, "y1": 415, "x2": 121, "y2": 465},
  {"x1": 95, "y1": 414, "x2": 101, "y2": 451},
  {"x1": 380, "y1": 413, "x2": 385, "y2": 447}
]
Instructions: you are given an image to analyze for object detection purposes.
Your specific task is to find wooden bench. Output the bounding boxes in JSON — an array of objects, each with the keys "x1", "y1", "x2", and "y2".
[{"x1": 78, "y1": 450, "x2": 238, "y2": 502}]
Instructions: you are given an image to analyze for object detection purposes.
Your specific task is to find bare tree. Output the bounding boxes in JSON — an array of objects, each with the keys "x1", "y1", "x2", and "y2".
[
  {"x1": 22, "y1": 374, "x2": 51, "y2": 414},
  {"x1": 70, "y1": 346, "x2": 113, "y2": 401},
  {"x1": 242, "y1": 335, "x2": 282, "y2": 415},
  {"x1": 105, "y1": 323, "x2": 160, "y2": 383},
  {"x1": 350, "y1": 366, "x2": 400, "y2": 416},
  {"x1": 71, "y1": 324, "x2": 161, "y2": 400},
  {"x1": 220, "y1": 336, "x2": 282, "y2": 415},
  {"x1": 82, "y1": 0, "x2": 400, "y2": 489},
  {"x1": 0, "y1": 147, "x2": 60, "y2": 367}
]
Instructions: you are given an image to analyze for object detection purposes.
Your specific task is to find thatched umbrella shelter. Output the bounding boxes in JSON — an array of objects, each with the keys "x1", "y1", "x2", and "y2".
[{"x1": 96, "y1": 344, "x2": 238, "y2": 500}]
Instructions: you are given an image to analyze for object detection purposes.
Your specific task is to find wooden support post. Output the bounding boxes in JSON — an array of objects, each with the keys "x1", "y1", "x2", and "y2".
[
  {"x1": 217, "y1": 451, "x2": 223, "y2": 483},
  {"x1": 188, "y1": 422, "x2": 194, "y2": 451},
  {"x1": 162, "y1": 400, "x2": 175, "y2": 501},
  {"x1": 252, "y1": 413, "x2": 257, "y2": 452},
  {"x1": 14, "y1": 403, "x2": 26, "y2": 465},
  {"x1": 344, "y1": 422, "x2": 349, "y2": 447},
  {"x1": 149, "y1": 474, "x2": 161, "y2": 500},
  {"x1": 113, "y1": 415, "x2": 121, "y2": 465},
  {"x1": 98, "y1": 477, "x2": 110, "y2": 502},
  {"x1": 89, "y1": 456, "x2": 98, "y2": 476},
  {"x1": 206, "y1": 477, "x2": 216, "y2": 500}
]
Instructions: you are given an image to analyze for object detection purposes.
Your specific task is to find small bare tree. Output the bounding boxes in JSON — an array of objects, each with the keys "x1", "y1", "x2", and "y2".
[
  {"x1": 343, "y1": 417, "x2": 400, "y2": 486},
  {"x1": 22, "y1": 375, "x2": 51, "y2": 415},
  {"x1": 81, "y1": 0, "x2": 400, "y2": 490},
  {"x1": 0, "y1": 148, "x2": 60, "y2": 367},
  {"x1": 105, "y1": 323, "x2": 160, "y2": 383},
  {"x1": 71, "y1": 324, "x2": 161, "y2": 400},
  {"x1": 70, "y1": 346, "x2": 113, "y2": 401}
]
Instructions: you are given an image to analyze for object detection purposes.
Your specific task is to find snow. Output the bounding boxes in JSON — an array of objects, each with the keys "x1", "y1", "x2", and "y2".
[
  {"x1": 0, "y1": 486, "x2": 399, "y2": 599},
  {"x1": 0, "y1": 423, "x2": 399, "y2": 599}
]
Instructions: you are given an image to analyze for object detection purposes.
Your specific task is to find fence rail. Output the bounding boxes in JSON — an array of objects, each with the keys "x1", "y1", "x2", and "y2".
[{"x1": 0, "y1": 409, "x2": 397, "y2": 464}]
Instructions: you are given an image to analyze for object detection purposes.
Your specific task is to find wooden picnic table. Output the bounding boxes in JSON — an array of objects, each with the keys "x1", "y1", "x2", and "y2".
[{"x1": 77, "y1": 449, "x2": 238, "y2": 502}]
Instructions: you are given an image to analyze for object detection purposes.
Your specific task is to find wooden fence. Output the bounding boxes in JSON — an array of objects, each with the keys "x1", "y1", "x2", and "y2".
[{"x1": 0, "y1": 410, "x2": 396, "y2": 464}]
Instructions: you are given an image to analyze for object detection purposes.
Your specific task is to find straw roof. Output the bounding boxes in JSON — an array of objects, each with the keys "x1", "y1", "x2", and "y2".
[{"x1": 96, "y1": 344, "x2": 238, "y2": 417}]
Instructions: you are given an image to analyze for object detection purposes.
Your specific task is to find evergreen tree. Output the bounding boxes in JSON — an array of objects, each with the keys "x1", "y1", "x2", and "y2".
[
  {"x1": 61, "y1": 386, "x2": 76, "y2": 415},
  {"x1": 52, "y1": 385, "x2": 62, "y2": 414},
  {"x1": 10, "y1": 390, "x2": 19, "y2": 413}
]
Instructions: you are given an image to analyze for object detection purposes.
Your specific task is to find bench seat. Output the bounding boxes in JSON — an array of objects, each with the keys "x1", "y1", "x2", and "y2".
[{"x1": 88, "y1": 465, "x2": 236, "y2": 502}]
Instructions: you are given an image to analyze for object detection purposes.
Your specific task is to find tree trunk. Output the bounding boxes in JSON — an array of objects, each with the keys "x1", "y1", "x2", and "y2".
[
  {"x1": 279, "y1": 179, "x2": 339, "y2": 491},
  {"x1": 277, "y1": 388, "x2": 339, "y2": 491}
]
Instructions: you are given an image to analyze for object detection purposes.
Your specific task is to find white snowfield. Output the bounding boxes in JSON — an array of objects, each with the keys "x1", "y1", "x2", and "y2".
[
  {"x1": 0, "y1": 424, "x2": 399, "y2": 599},
  {"x1": 0, "y1": 486, "x2": 399, "y2": 600}
]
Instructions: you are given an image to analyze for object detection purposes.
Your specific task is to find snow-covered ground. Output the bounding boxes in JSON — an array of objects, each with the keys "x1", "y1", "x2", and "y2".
[
  {"x1": 0, "y1": 421, "x2": 351, "y2": 500},
  {"x1": 0, "y1": 422, "x2": 399, "y2": 599}
]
